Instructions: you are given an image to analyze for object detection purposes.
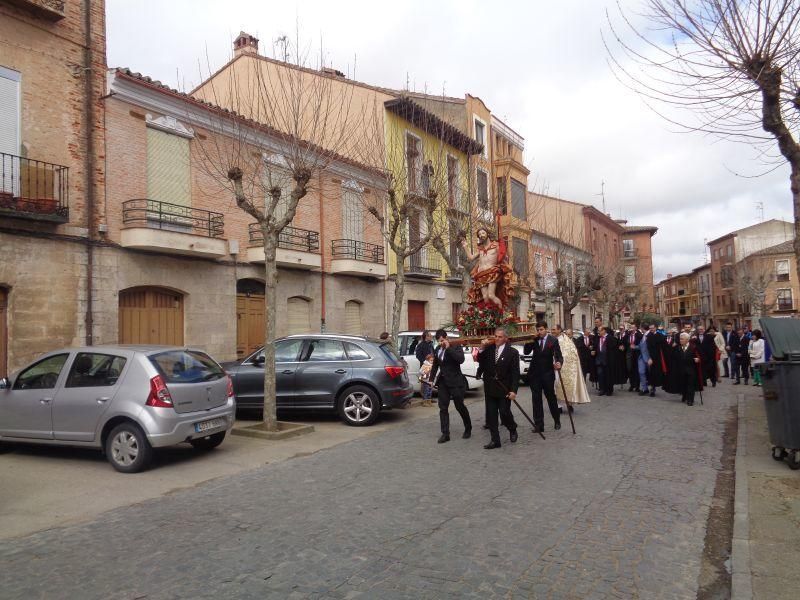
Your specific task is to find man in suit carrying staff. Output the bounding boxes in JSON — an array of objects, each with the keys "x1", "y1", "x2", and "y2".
[
  {"x1": 524, "y1": 321, "x2": 563, "y2": 432},
  {"x1": 429, "y1": 329, "x2": 472, "y2": 444},
  {"x1": 477, "y1": 327, "x2": 520, "y2": 449}
]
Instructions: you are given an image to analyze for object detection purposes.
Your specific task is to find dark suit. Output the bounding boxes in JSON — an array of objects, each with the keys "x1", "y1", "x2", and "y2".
[
  {"x1": 593, "y1": 334, "x2": 617, "y2": 395},
  {"x1": 477, "y1": 344, "x2": 519, "y2": 445},
  {"x1": 674, "y1": 344, "x2": 701, "y2": 404},
  {"x1": 524, "y1": 334, "x2": 563, "y2": 430},
  {"x1": 722, "y1": 330, "x2": 735, "y2": 377},
  {"x1": 695, "y1": 334, "x2": 717, "y2": 384},
  {"x1": 577, "y1": 335, "x2": 594, "y2": 381},
  {"x1": 429, "y1": 343, "x2": 471, "y2": 435},
  {"x1": 624, "y1": 330, "x2": 643, "y2": 391},
  {"x1": 732, "y1": 334, "x2": 749, "y2": 383}
]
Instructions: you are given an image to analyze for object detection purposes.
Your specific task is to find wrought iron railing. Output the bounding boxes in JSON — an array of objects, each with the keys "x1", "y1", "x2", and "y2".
[
  {"x1": 331, "y1": 239, "x2": 384, "y2": 264},
  {"x1": 248, "y1": 223, "x2": 320, "y2": 252},
  {"x1": 122, "y1": 199, "x2": 224, "y2": 238},
  {"x1": 407, "y1": 252, "x2": 442, "y2": 277},
  {"x1": 0, "y1": 152, "x2": 69, "y2": 221}
]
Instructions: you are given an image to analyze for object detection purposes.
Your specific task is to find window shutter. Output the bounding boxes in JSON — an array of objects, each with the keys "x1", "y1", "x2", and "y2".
[
  {"x1": 0, "y1": 70, "x2": 19, "y2": 156},
  {"x1": 287, "y1": 297, "x2": 311, "y2": 335},
  {"x1": 342, "y1": 188, "x2": 363, "y2": 241},
  {"x1": 146, "y1": 128, "x2": 190, "y2": 205},
  {"x1": 344, "y1": 301, "x2": 362, "y2": 335}
]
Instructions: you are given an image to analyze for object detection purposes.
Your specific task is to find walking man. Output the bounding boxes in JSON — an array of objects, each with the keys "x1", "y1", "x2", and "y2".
[
  {"x1": 723, "y1": 322, "x2": 735, "y2": 378},
  {"x1": 429, "y1": 329, "x2": 472, "y2": 443},
  {"x1": 477, "y1": 328, "x2": 519, "y2": 449},
  {"x1": 524, "y1": 321, "x2": 563, "y2": 431}
]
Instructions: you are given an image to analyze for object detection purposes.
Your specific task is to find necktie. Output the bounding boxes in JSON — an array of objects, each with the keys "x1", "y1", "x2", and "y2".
[
  {"x1": 439, "y1": 348, "x2": 445, "y2": 362},
  {"x1": 495, "y1": 345, "x2": 501, "y2": 362},
  {"x1": 540, "y1": 338, "x2": 544, "y2": 351}
]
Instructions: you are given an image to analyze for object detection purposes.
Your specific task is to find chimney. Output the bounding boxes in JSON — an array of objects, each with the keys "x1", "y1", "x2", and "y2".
[
  {"x1": 667, "y1": 273, "x2": 673, "y2": 278},
  {"x1": 321, "y1": 66, "x2": 346, "y2": 79},
  {"x1": 234, "y1": 32, "x2": 259, "y2": 57},
  {"x1": 614, "y1": 219, "x2": 627, "y2": 225}
]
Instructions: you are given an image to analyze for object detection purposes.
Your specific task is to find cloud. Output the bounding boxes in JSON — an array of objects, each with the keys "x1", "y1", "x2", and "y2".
[{"x1": 106, "y1": 0, "x2": 795, "y2": 283}]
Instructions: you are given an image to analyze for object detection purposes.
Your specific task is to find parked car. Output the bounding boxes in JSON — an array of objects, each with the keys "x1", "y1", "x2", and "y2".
[
  {"x1": 223, "y1": 334, "x2": 413, "y2": 426},
  {"x1": 397, "y1": 331, "x2": 484, "y2": 392},
  {"x1": 0, "y1": 346, "x2": 236, "y2": 473},
  {"x1": 515, "y1": 344, "x2": 532, "y2": 384}
]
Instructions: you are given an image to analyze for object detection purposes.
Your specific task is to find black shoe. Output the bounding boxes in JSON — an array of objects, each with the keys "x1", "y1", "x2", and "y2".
[
  {"x1": 687, "y1": 401, "x2": 694, "y2": 406},
  {"x1": 533, "y1": 425, "x2": 544, "y2": 433},
  {"x1": 567, "y1": 405, "x2": 574, "y2": 414},
  {"x1": 558, "y1": 407, "x2": 564, "y2": 414},
  {"x1": 638, "y1": 390, "x2": 648, "y2": 396},
  {"x1": 649, "y1": 390, "x2": 655, "y2": 397},
  {"x1": 484, "y1": 441, "x2": 501, "y2": 449},
  {"x1": 597, "y1": 392, "x2": 606, "y2": 396},
  {"x1": 712, "y1": 382, "x2": 716, "y2": 387},
  {"x1": 462, "y1": 429, "x2": 472, "y2": 439},
  {"x1": 554, "y1": 421, "x2": 562, "y2": 430},
  {"x1": 482, "y1": 424, "x2": 489, "y2": 430},
  {"x1": 628, "y1": 386, "x2": 634, "y2": 392},
  {"x1": 733, "y1": 381, "x2": 740, "y2": 385},
  {"x1": 437, "y1": 434, "x2": 450, "y2": 444},
  {"x1": 510, "y1": 430, "x2": 518, "y2": 443}
]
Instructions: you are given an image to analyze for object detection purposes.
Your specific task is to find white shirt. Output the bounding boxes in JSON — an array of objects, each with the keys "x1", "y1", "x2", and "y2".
[{"x1": 495, "y1": 343, "x2": 506, "y2": 359}]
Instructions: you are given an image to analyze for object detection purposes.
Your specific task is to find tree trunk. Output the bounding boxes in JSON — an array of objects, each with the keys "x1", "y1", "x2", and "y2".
[
  {"x1": 261, "y1": 232, "x2": 279, "y2": 431},
  {"x1": 391, "y1": 255, "x2": 406, "y2": 341},
  {"x1": 792, "y1": 163, "x2": 800, "y2": 293}
]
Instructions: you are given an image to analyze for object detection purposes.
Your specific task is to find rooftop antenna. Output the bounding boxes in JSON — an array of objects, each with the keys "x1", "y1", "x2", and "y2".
[
  {"x1": 595, "y1": 180, "x2": 606, "y2": 214},
  {"x1": 702, "y1": 237, "x2": 709, "y2": 264},
  {"x1": 756, "y1": 201, "x2": 764, "y2": 222},
  {"x1": 275, "y1": 35, "x2": 290, "y2": 62}
]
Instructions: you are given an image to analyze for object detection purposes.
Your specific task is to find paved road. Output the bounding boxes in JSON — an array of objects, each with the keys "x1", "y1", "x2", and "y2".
[{"x1": 0, "y1": 383, "x2": 736, "y2": 599}]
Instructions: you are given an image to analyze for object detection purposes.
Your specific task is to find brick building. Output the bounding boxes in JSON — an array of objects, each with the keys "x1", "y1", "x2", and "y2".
[{"x1": 0, "y1": 0, "x2": 106, "y2": 375}]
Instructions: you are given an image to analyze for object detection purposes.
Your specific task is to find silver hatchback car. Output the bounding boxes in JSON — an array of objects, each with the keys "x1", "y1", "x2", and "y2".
[{"x1": 0, "y1": 346, "x2": 236, "y2": 473}]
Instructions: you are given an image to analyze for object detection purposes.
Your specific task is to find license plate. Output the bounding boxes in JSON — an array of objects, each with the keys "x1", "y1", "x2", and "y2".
[{"x1": 195, "y1": 418, "x2": 226, "y2": 433}]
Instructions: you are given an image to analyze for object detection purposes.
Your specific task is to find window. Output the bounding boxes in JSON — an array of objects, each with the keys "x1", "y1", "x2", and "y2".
[
  {"x1": 545, "y1": 256, "x2": 554, "y2": 274},
  {"x1": 727, "y1": 244, "x2": 733, "y2": 257},
  {"x1": 776, "y1": 259, "x2": 790, "y2": 282},
  {"x1": 777, "y1": 288, "x2": 793, "y2": 310},
  {"x1": 263, "y1": 155, "x2": 294, "y2": 222},
  {"x1": 65, "y1": 353, "x2": 127, "y2": 388},
  {"x1": 344, "y1": 300, "x2": 363, "y2": 335},
  {"x1": 149, "y1": 350, "x2": 223, "y2": 384},
  {"x1": 715, "y1": 272, "x2": 720, "y2": 284},
  {"x1": 405, "y1": 132, "x2": 421, "y2": 192},
  {"x1": 476, "y1": 169, "x2": 489, "y2": 211},
  {"x1": 448, "y1": 221, "x2": 461, "y2": 271},
  {"x1": 592, "y1": 227, "x2": 598, "y2": 249},
  {"x1": 147, "y1": 127, "x2": 191, "y2": 206},
  {"x1": 671, "y1": 284, "x2": 677, "y2": 295},
  {"x1": 474, "y1": 118, "x2": 486, "y2": 156},
  {"x1": 273, "y1": 339, "x2": 303, "y2": 362},
  {"x1": 13, "y1": 354, "x2": 68, "y2": 390},
  {"x1": 512, "y1": 237, "x2": 528, "y2": 280},
  {"x1": 625, "y1": 265, "x2": 636, "y2": 285},
  {"x1": 306, "y1": 339, "x2": 347, "y2": 362},
  {"x1": 511, "y1": 178, "x2": 526, "y2": 220},
  {"x1": 342, "y1": 181, "x2": 363, "y2": 242},
  {"x1": 287, "y1": 297, "x2": 312, "y2": 334},
  {"x1": 496, "y1": 177, "x2": 507, "y2": 214},
  {"x1": 623, "y1": 239, "x2": 634, "y2": 258},
  {"x1": 452, "y1": 302, "x2": 461, "y2": 325},
  {"x1": 447, "y1": 155, "x2": 460, "y2": 210},
  {"x1": 0, "y1": 66, "x2": 21, "y2": 158},
  {"x1": 344, "y1": 342, "x2": 371, "y2": 360},
  {"x1": 534, "y1": 253, "x2": 543, "y2": 277},
  {"x1": 713, "y1": 249, "x2": 719, "y2": 260}
]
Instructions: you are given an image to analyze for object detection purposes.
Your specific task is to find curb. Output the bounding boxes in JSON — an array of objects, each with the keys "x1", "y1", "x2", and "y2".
[
  {"x1": 232, "y1": 422, "x2": 315, "y2": 441},
  {"x1": 731, "y1": 391, "x2": 753, "y2": 600}
]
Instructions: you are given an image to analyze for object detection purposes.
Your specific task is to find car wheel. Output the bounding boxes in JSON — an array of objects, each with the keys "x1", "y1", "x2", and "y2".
[
  {"x1": 337, "y1": 385, "x2": 380, "y2": 427},
  {"x1": 105, "y1": 422, "x2": 153, "y2": 473},
  {"x1": 190, "y1": 432, "x2": 226, "y2": 451}
]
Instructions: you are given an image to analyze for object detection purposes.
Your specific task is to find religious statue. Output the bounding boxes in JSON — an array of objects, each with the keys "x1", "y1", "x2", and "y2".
[{"x1": 460, "y1": 227, "x2": 516, "y2": 309}]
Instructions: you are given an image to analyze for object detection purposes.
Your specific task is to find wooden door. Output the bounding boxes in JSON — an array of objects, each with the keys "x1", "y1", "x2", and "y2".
[
  {"x1": 407, "y1": 300, "x2": 426, "y2": 331},
  {"x1": 344, "y1": 300, "x2": 362, "y2": 335},
  {"x1": 0, "y1": 288, "x2": 7, "y2": 378},
  {"x1": 119, "y1": 287, "x2": 184, "y2": 345},
  {"x1": 236, "y1": 293, "x2": 265, "y2": 358}
]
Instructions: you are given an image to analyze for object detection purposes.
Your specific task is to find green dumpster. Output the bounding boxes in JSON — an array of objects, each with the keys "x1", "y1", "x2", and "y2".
[{"x1": 758, "y1": 317, "x2": 800, "y2": 470}]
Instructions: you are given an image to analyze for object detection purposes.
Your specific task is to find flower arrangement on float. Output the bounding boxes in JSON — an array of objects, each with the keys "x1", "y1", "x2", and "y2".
[{"x1": 453, "y1": 301, "x2": 520, "y2": 337}]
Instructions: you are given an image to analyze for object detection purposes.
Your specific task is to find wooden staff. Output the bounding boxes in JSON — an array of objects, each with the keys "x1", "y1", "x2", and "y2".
[
  {"x1": 491, "y1": 374, "x2": 546, "y2": 441},
  {"x1": 556, "y1": 371, "x2": 577, "y2": 434}
]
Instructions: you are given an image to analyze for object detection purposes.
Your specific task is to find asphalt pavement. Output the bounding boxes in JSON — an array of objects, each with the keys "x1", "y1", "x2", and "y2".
[{"x1": 0, "y1": 382, "x2": 737, "y2": 599}]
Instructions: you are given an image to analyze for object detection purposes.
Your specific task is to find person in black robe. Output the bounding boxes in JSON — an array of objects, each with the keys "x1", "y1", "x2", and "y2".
[
  {"x1": 644, "y1": 323, "x2": 668, "y2": 396},
  {"x1": 623, "y1": 324, "x2": 643, "y2": 392},
  {"x1": 576, "y1": 329, "x2": 594, "y2": 383},
  {"x1": 664, "y1": 333, "x2": 703, "y2": 405},
  {"x1": 611, "y1": 330, "x2": 628, "y2": 388},
  {"x1": 592, "y1": 326, "x2": 621, "y2": 396},
  {"x1": 694, "y1": 324, "x2": 718, "y2": 387}
]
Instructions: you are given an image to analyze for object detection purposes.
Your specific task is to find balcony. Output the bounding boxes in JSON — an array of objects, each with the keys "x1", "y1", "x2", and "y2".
[
  {"x1": 247, "y1": 223, "x2": 321, "y2": 270},
  {"x1": 5, "y1": 0, "x2": 65, "y2": 20},
  {"x1": 623, "y1": 248, "x2": 638, "y2": 259},
  {"x1": 407, "y1": 252, "x2": 442, "y2": 279},
  {"x1": 330, "y1": 239, "x2": 387, "y2": 278},
  {"x1": 0, "y1": 153, "x2": 69, "y2": 223},
  {"x1": 121, "y1": 199, "x2": 227, "y2": 259}
]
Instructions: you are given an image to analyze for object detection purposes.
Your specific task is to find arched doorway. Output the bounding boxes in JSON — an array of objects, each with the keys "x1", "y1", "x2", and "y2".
[
  {"x1": 119, "y1": 287, "x2": 184, "y2": 345},
  {"x1": 236, "y1": 279, "x2": 265, "y2": 358},
  {"x1": 0, "y1": 287, "x2": 7, "y2": 378},
  {"x1": 287, "y1": 296, "x2": 312, "y2": 335}
]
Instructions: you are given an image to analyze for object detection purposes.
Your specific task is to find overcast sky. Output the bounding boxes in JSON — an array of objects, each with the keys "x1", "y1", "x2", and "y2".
[{"x1": 106, "y1": 0, "x2": 793, "y2": 282}]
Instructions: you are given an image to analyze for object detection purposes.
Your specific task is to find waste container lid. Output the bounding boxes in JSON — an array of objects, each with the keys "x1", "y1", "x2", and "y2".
[{"x1": 759, "y1": 317, "x2": 800, "y2": 361}]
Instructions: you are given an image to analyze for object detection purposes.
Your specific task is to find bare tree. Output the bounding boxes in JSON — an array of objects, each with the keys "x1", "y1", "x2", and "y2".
[
  {"x1": 736, "y1": 257, "x2": 773, "y2": 320},
  {"x1": 607, "y1": 1, "x2": 800, "y2": 281},
  {"x1": 194, "y1": 41, "x2": 381, "y2": 431}
]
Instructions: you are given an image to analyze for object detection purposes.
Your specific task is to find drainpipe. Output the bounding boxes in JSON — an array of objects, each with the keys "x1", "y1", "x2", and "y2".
[
  {"x1": 83, "y1": 0, "x2": 96, "y2": 346},
  {"x1": 319, "y1": 171, "x2": 326, "y2": 333}
]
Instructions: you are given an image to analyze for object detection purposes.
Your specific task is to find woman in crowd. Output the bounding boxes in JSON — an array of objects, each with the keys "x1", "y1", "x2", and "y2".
[{"x1": 749, "y1": 329, "x2": 765, "y2": 387}]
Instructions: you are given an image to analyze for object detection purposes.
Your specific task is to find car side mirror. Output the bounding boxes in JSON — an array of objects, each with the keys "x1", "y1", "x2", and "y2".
[
  {"x1": 0, "y1": 377, "x2": 9, "y2": 390},
  {"x1": 254, "y1": 355, "x2": 266, "y2": 366}
]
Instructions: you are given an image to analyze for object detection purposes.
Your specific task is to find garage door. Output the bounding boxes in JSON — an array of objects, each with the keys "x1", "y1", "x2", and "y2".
[
  {"x1": 287, "y1": 297, "x2": 311, "y2": 335},
  {"x1": 119, "y1": 287, "x2": 184, "y2": 345},
  {"x1": 0, "y1": 287, "x2": 7, "y2": 378},
  {"x1": 344, "y1": 300, "x2": 362, "y2": 335}
]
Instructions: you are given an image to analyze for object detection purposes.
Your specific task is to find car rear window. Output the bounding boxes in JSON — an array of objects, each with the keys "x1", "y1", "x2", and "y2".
[
  {"x1": 379, "y1": 343, "x2": 401, "y2": 364},
  {"x1": 345, "y1": 342, "x2": 371, "y2": 360},
  {"x1": 149, "y1": 350, "x2": 224, "y2": 383}
]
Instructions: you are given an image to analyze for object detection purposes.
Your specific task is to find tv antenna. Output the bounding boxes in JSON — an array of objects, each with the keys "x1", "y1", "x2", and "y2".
[
  {"x1": 595, "y1": 180, "x2": 606, "y2": 214},
  {"x1": 755, "y1": 201, "x2": 764, "y2": 222},
  {"x1": 702, "y1": 238, "x2": 709, "y2": 263}
]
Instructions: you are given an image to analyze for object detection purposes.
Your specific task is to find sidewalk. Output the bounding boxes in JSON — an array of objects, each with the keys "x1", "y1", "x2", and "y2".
[{"x1": 733, "y1": 383, "x2": 800, "y2": 599}]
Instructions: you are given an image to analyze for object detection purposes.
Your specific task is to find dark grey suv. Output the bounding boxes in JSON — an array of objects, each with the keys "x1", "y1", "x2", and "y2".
[{"x1": 223, "y1": 334, "x2": 413, "y2": 426}]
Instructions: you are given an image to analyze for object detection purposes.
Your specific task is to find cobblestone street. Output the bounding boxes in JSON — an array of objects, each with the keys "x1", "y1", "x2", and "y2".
[{"x1": 0, "y1": 383, "x2": 737, "y2": 599}]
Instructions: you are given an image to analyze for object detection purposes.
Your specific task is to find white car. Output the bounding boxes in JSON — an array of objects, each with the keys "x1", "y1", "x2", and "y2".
[{"x1": 397, "y1": 331, "x2": 483, "y2": 392}]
